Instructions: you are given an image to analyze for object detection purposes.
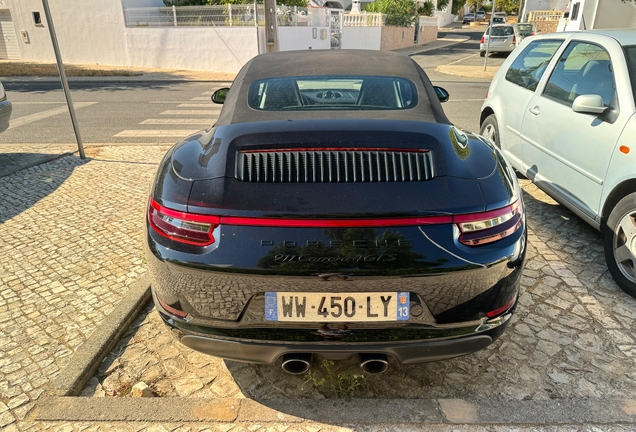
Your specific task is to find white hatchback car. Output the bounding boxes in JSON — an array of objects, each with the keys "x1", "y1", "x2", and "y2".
[
  {"x1": 480, "y1": 29, "x2": 636, "y2": 297},
  {"x1": 480, "y1": 24, "x2": 519, "y2": 57},
  {"x1": 0, "y1": 80, "x2": 11, "y2": 133}
]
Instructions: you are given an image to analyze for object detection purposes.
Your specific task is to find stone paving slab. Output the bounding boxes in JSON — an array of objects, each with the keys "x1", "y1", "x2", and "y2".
[
  {"x1": 81, "y1": 177, "x2": 636, "y2": 404},
  {"x1": 34, "y1": 396, "x2": 636, "y2": 425},
  {"x1": 4, "y1": 143, "x2": 636, "y2": 431},
  {"x1": 0, "y1": 145, "x2": 171, "y2": 431}
]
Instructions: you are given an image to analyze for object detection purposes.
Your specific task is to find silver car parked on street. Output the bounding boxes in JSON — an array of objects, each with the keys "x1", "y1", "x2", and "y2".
[
  {"x1": 0, "y1": 80, "x2": 12, "y2": 133},
  {"x1": 480, "y1": 29, "x2": 636, "y2": 298}
]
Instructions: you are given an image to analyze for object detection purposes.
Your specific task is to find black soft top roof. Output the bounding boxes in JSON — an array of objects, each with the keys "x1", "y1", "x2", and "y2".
[{"x1": 215, "y1": 50, "x2": 450, "y2": 126}]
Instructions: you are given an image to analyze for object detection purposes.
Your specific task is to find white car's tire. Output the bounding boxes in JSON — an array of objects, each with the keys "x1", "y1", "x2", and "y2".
[
  {"x1": 604, "y1": 192, "x2": 636, "y2": 298},
  {"x1": 480, "y1": 114, "x2": 499, "y2": 148},
  {"x1": 480, "y1": 51, "x2": 486, "y2": 57}
]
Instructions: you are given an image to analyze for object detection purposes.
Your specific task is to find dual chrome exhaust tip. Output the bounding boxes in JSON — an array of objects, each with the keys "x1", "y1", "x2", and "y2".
[{"x1": 281, "y1": 353, "x2": 389, "y2": 375}]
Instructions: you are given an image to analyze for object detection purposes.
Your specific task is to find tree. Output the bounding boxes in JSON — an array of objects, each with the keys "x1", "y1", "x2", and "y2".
[
  {"x1": 451, "y1": 0, "x2": 467, "y2": 15},
  {"x1": 436, "y1": 0, "x2": 450, "y2": 10},
  {"x1": 417, "y1": 1, "x2": 435, "y2": 16},
  {"x1": 466, "y1": 0, "x2": 483, "y2": 20},
  {"x1": 365, "y1": 0, "x2": 417, "y2": 27}
]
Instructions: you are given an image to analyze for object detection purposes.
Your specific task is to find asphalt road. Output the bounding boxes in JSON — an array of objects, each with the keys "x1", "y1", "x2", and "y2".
[{"x1": 1, "y1": 32, "x2": 504, "y2": 145}]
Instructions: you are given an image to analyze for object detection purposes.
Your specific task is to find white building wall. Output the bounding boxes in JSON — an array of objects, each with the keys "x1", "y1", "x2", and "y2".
[
  {"x1": 341, "y1": 26, "x2": 381, "y2": 49},
  {"x1": 593, "y1": 0, "x2": 636, "y2": 28},
  {"x1": 278, "y1": 27, "x2": 331, "y2": 51},
  {"x1": 125, "y1": 27, "x2": 258, "y2": 72},
  {"x1": 6, "y1": 0, "x2": 259, "y2": 73},
  {"x1": 9, "y1": 0, "x2": 129, "y2": 65},
  {"x1": 563, "y1": 0, "x2": 597, "y2": 31},
  {"x1": 524, "y1": 0, "x2": 569, "y2": 12}
]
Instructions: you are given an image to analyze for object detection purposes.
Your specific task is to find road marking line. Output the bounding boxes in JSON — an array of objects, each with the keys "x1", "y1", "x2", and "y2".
[
  {"x1": 446, "y1": 98, "x2": 485, "y2": 102},
  {"x1": 8, "y1": 102, "x2": 98, "y2": 130},
  {"x1": 149, "y1": 101, "x2": 197, "y2": 104},
  {"x1": 190, "y1": 97, "x2": 211, "y2": 101},
  {"x1": 113, "y1": 129, "x2": 200, "y2": 138},
  {"x1": 177, "y1": 103, "x2": 215, "y2": 108},
  {"x1": 140, "y1": 119, "x2": 212, "y2": 125},
  {"x1": 160, "y1": 110, "x2": 221, "y2": 115},
  {"x1": 447, "y1": 53, "x2": 479, "y2": 66},
  {"x1": 11, "y1": 102, "x2": 66, "y2": 105}
]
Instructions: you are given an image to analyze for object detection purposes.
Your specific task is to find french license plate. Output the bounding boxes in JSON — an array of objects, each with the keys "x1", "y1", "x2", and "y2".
[
  {"x1": 265, "y1": 292, "x2": 410, "y2": 322},
  {"x1": 493, "y1": 37, "x2": 506, "y2": 42}
]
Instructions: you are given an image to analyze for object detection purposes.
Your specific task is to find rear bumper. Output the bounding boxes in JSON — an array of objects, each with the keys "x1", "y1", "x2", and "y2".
[
  {"x1": 0, "y1": 100, "x2": 12, "y2": 133},
  {"x1": 157, "y1": 302, "x2": 514, "y2": 364},
  {"x1": 480, "y1": 43, "x2": 515, "y2": 53},
  {"x1": 181, "y1": 334, "x2": 494, "y2": 364}
]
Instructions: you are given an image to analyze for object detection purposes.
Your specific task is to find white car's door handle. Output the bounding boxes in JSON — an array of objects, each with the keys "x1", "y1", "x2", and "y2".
[{"x1": 529, "y1": 106, "x2": 540, "y2": 115}]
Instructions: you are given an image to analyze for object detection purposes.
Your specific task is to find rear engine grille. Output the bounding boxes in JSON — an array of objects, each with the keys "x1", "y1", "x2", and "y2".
[{"x1": 236, "y1": 150, "x2": 434, "y2": 183}]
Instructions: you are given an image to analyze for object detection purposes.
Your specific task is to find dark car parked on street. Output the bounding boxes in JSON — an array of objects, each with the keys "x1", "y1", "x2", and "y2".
[{"x1": 145, "y1": 50, "x2": 527, "y2": 374}]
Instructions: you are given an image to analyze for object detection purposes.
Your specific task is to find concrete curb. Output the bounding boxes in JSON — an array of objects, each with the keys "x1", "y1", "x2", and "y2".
[
  {"x1": 49, "y1": 274, "x2": 152, "y2": 397},
  {"x1": 36, "y1": 396, "x2": 636, "y2": 425},
  {"x1": 1, "y1": 78, "x2": 234, "y2": 84}
]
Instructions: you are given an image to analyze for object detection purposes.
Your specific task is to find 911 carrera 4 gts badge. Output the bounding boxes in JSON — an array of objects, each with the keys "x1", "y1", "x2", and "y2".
[{"x1": 274, "y1": 254, "x2": 397, "y2": 263}]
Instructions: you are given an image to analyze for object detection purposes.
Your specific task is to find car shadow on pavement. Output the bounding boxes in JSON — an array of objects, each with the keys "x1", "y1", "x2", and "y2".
[{"x1": 0, "y1": 153, "x2": 89, "y2": 223}]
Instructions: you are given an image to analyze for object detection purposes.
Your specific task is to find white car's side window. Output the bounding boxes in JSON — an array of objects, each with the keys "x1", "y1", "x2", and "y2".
[
  {"x1": 504, "y1": 40, "x2": 564, "y2": 92},
  {"x1": 543, "y1": 42, "x2": 616, "y2": 107}
]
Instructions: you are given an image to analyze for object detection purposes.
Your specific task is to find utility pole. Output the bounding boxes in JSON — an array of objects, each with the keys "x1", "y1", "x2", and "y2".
[
  {"x1": 264, "y1": 0, "x2": 278, "y2": 52},
  {"x1": 41, "y1": 0, "x2": 85, "y2": 159},
  {"x1": 483, "y1": 0, "x2": 496, "y2": 71}
]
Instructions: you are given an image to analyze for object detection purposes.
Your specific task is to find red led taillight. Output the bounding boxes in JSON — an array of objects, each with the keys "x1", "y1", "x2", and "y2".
[
  {"x1": 481, "y1": 36, "x2": 485, "y2": 44},
  {"x1": 148, "y1": 199, "x2": 218, "y2": 246},
  {"x1": 530, "y1": 32, "x2": 534, "y2": 36},
  {"x1": 148, "y1": 198, "x2": 523, "y2": 247},
  {"x1": 157, "y1": 296, "x2": 188, "y2": 318},
  {"x1": 456, "y1": 199, "x2": 523, "y2": 246},
  {"x1": 512, "y1": 35, "x2": 516, "y2": 44},
  {"x1": 486, "y1": 297, "x2": 516, "y2": 318}
]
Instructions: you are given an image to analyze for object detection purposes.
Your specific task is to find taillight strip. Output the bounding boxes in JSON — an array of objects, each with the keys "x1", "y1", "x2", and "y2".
[
  {"x1": 149, "y1": 198, "x2": 524, "y2": 230},
  {"x1": 149, "y1": 197, "x2": 523, "y2": 250}
]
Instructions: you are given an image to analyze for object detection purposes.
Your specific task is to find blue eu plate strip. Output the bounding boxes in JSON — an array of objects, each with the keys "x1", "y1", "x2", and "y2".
[
  {"x1": 264, "y1": 292, "x2": 278, "y2": 321},
  {"x1": 396, "y1": 291, "x2": 410, "y2": 320}
]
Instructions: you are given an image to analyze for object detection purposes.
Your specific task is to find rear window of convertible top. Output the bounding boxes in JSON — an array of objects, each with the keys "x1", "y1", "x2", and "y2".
[{"x1": 247, "y1": 76, "x2": 419, "y2": 111}]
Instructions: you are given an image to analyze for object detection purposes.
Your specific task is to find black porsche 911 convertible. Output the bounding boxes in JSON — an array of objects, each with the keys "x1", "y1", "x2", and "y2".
[{"x1": 145, "y1": 50, "x2": 526, "y2": 374}]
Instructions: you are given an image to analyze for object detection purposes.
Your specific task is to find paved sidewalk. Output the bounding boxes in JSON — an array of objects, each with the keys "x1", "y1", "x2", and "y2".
[
  {"x1": 0, "y1": 61, "x2": 236, "y2": 83},
  {"x1": 0, "y1": 146, "x2": 168, "y2": 431},
  {"x1": 2, "y1": 145, "x2": 636, "y2": 431}
]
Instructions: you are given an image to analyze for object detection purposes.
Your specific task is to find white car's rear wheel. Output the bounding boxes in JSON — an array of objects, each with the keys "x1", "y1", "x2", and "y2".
[
  {"x1": 480, "y1": 114, "x2": 499, "y2": 148},
  {"x1": 604, "y1": 192, "x2": 636, "y2": 298}
]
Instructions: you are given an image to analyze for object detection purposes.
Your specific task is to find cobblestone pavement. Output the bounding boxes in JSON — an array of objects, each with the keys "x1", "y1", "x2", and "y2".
[
  {"x1": 88, "y1": 178, "x2": 636, "y2": 403},
  {"x1": 3, "y1": 144, "x2": 636, "y2": 431},
  {"x1": 0, "y1": 145, "x2": 170, "y2": 431}
]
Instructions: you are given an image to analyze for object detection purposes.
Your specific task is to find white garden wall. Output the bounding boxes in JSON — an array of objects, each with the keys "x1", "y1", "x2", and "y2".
[
  {"x1": 6, "y1": 0, "x2": 259, "y2": 73},
  {"x1": 341, "y1": 27, "x2": 381, "y2": 50},
  {"x1": 278, "y1": 27, "x2": 331, "y2": 51}
]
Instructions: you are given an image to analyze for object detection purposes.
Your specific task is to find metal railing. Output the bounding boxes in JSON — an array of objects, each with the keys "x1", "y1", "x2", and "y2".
[
  {"x1": 343, "y1": 12, "x2": 384, "y2": 27},
  {"x1": 527, "y1": 10, "x2": 564, "y2": 21},
  {"x1": 123, "y1": 5, "x2": 264, "y2": 27}
]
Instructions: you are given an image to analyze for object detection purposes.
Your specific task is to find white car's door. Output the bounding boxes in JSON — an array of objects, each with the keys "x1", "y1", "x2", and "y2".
[
  {"x1": 489, "y1": 38, "x2": 564, "y2": 169},
  {"x1": 518, "y1": 36, "x2": 629, "y2": 219}
]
